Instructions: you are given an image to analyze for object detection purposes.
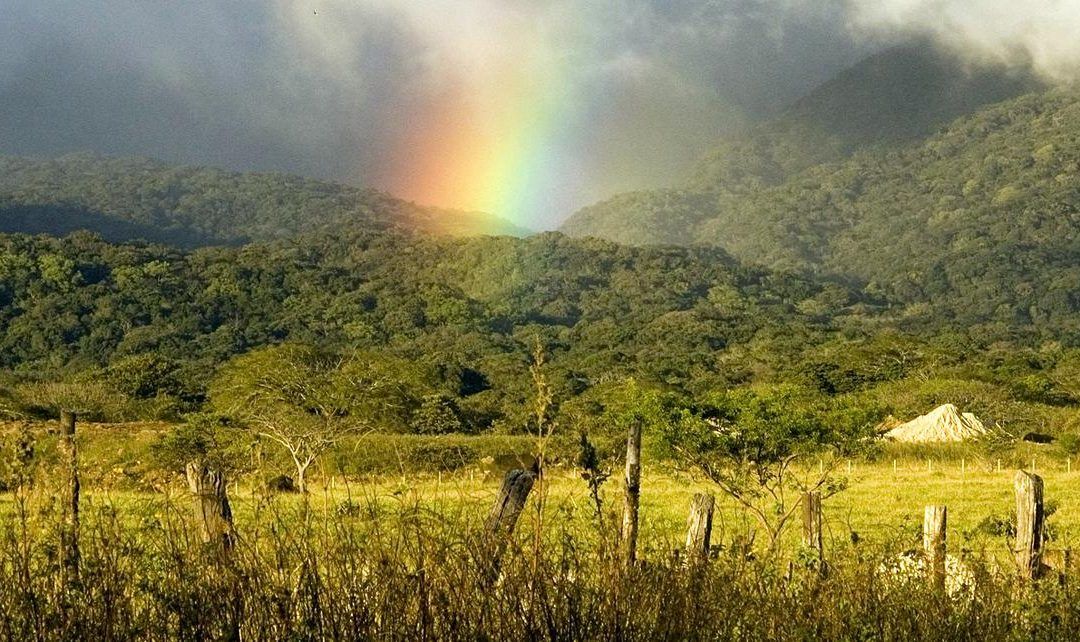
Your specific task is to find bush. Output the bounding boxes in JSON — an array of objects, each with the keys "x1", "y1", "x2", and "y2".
[
  {"x1": 14, "y1": 380, "x2": 138, "y2": 422},
  {"x1": 407, "y1": 443, "x2": 477, "y2": 471},
  {"x1": 1058, "y1": 432, "x2": 1080, "y2": 456}
]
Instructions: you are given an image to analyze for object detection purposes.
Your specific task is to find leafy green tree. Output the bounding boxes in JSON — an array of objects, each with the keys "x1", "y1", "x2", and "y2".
[
  {"x1": 104, "y1": 353, "x2": 181, "y2": 399},
  {"x1": 411, "y1": 394, "x2": 465, "y2": 434},
  {"x1": 151, "y1": 412, "x2": 248, "y2": 477}
]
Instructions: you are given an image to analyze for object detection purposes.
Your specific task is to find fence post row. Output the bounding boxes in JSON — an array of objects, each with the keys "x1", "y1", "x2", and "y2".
[
  {"x1": 923, "y1": 505, "x2": 947, "y2": 591},
  {"x1": 685, "y1": 493, "x2": 715, "y2": 562},
  {"x1": 58, "y1": 410, "x2": 80, "y2": 587},
  {"x1": 622, "y1": 418, "x2": 643, "y2": 566},
  {"x1": 1014, "y1": 470, "x2": 1045, "y2": 581}
]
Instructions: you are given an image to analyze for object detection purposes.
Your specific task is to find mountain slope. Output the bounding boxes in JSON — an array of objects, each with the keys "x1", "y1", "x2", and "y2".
[
  {"x1": 561, "y1": 44, "x2": 1041, "y2": 245},
  {"x1": 0, "y1": 153, "x2": 529, "y2": 247},
  {"x1": 691, "y1": 88, "x2": 1080, "y2": 327}
]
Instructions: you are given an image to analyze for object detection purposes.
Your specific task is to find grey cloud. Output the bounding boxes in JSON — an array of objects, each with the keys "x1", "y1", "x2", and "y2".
[
  {"x1": 0, "y1": 0, "x2": 884, "y2": 228},
  {"x1": 847, "y1": 0, "x2": 1080, "y2": 81}
]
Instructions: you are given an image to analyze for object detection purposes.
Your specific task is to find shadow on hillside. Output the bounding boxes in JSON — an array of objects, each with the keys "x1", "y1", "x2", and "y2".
[{"x1": 0, "y1": 203, "x2": 237, "y2": 247}]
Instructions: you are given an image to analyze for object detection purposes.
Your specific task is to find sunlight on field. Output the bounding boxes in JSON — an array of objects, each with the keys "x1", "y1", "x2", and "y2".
[{"x1": 4, "y1": 456, "x2": 1076, "y2": 559}]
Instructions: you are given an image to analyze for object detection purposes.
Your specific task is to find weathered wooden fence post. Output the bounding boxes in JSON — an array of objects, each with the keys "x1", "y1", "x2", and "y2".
[
  {"x1": 923, "y1": 505, "x2": 947, "y2": 591},
  {"x1": 58, "y1": 410, "x2": 80, "y2": 586},
  {"x1": 803, "y1": 491, "x2": 824, "y2": 568},
  {"x1": 622, "y1": 418, "x2": 643, "y2": 566},
  {"x1": 185, "y1": 462, "x2": 237, "y2": 554},
  {"x1": 684, "y1": 493, "x2": 715, "y2": 562},
  {"x1": 483, "y1": 467, "x2": 537, "y2": 580},
  {"x1": 486, "y1": 467, "x2": 537, "y2": 535},
  {"x1": 1015, "y1": 470, "x2": 1044, "y2": 581}
]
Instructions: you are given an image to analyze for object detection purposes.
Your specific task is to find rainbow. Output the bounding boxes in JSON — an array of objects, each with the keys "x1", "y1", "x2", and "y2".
[{"x1": 370, "y1": 16, "x2": 589, "y2": 233}]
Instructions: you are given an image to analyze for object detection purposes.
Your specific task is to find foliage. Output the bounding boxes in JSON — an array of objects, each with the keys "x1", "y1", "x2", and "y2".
[
  {"x1": 150, "y1": 412, "x2": 248, "y2": 476},
  {"x1": 410, "y1": 394, "x2": 466, "y2": 435},
  {"x1": 659, "y1": 385, "x2": 881, "y2": 550},
  {"x1": 209, "y1": 343, "x2": 424, "y2": 492}
]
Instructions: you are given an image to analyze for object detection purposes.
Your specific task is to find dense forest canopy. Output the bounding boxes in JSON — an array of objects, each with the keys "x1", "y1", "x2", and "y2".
[
  {"x1": 561, "y1": 45, "x2": 1042, "y2": 245},
  {"x1": 0, "y1": 224, "x2": 1078, "y2": 440}
]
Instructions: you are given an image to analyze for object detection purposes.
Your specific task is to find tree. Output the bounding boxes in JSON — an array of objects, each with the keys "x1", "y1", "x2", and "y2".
[
  {"x1": 411, "y1": 394, "x2": 465, "y2": 434},
  {"x1": 210, "y1": 343, "x2": 417, "y2": 494},
  {"x1": 659, "y1": 385, "x2": 881, "y2": 554}
]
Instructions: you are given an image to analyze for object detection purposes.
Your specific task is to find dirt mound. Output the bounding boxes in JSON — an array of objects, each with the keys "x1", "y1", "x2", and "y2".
[{"x1": 884, "y1": 404, "x2": 988, "y2": 443}]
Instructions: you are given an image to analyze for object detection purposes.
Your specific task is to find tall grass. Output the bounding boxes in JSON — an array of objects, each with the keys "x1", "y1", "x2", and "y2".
[{"x1": 0, "y1": 484, "x2": 1077, "y2": 641}]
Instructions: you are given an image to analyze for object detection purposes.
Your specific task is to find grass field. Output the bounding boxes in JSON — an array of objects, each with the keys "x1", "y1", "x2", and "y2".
[
  {"x1": 6, "y1": 452, "x2": 1075, "y2": 557},
  {"x1": 2, "y1": 431, "x2": 1080, "y2": 639}
]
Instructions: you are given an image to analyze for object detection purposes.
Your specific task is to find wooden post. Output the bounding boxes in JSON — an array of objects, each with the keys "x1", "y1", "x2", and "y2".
[
  {"x1": 923, "y1": 505, "x2": 947, "y2": 591},
  {"x1": 58, "y1": 410, "x2": 80, "y2": 586},
  {"x1": 486, "y1": 468, "x2": 536, "y2": 535},
  {"x1": 684, "y1": 493, "x2": 715, "y2": 562},
  {"x1": 483, "y1": 467, "x2": 536, "y2": 582},
  {"x1": 1014, "y1": 470, "x2": 1044, "y2": 580},
  {"x1": 802, "y1": 491, "x2": 824, "y2": 566},
  {"x1": 621, "y1": 418, "x2": 643, "y2": 566},
  {"x1": 185, "y1": 462, "x2": 237, "y2": 554}
]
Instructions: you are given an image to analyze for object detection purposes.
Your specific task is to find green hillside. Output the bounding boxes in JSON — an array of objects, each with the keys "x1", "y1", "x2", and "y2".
[
  {"x1": 561, "y1": 44, "x2": 1040, "y2": 245},
  {"x1": 0, "y1": 153, "x2": 529, "y2": 246},
  {"x1": 560, "y1": 46, "x2": 1080, "y2": 330},
  {"x1": 567, "y1": 87, "x2": 1080, "y2": 329},
  {"x1": 693, "y1": 89, "x2": 1080, "y2": 325}
]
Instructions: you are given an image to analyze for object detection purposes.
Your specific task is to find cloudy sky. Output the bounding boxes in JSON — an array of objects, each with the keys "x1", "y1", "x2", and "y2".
[{"x1": 1, "y1": 1, "x2": 1074, "y2": 229}]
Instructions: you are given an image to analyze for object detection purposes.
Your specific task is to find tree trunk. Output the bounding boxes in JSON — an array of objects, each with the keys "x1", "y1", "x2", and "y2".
[
  {"x1": 295, "y1": 458, "x2": 311, "y2": 495},
  {"x1": 185, "y1": 462, "x2": 236, "y2": 554}
]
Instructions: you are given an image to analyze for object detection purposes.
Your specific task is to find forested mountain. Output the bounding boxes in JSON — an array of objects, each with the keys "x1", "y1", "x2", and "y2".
[
  {"x1": 0, "y1": 153, "x2": 529, "y2": 246},
  {"x1": 560, "y1": 46, "x2": 1080, "y2": 331},
  {"x1": 692, "y1": 89, "x2": 1080, "y2": 320},
  {"x1": 561, "y1": 44, "x2": 1041, "y2": 245},
  {"x1": 5, "y1": 224, "x2": 1079, "y2": 436}
]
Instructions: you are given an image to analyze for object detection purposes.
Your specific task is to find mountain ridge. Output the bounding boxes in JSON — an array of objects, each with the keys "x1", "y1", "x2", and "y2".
[
  {"x1": 0, "y1": 152, "x2": 531, "y2": 247},
  {"x1": 561, "y1": 44, "x2": 1043, "y2": 246}
]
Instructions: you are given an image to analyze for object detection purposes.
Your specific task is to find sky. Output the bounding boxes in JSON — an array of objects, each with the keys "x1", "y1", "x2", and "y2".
[{"x1": 1, "y1": 1, "x2": 1075, "y2": 230}]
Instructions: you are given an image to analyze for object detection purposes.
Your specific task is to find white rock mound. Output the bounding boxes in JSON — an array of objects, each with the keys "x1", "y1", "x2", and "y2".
[{"x1": 884, "y1": 404, "x2": 988, "y2": 443}]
